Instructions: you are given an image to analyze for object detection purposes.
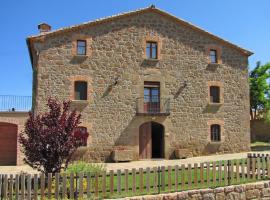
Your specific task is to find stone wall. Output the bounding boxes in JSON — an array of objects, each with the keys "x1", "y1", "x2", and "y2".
[
  {"x1": 0, "y1": 112, "x2": 28, "y2": 165},
  {"x1": 251, "y1": 119, "x2": 270, "y2": 142},
  {"x1": 124, "y1": 181, "x2": 270, "y2": 200},
  {"x1": 31, "y1": 10, "x2": 250, "y2": 162}
]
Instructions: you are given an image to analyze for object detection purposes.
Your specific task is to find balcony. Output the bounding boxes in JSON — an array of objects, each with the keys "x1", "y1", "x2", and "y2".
[
  {"x1": 136, "y1": 97, "x2": 170, "y2": 116},
  {"x1": 0, "y1": 95, "x2": 32, "y2": 112}
]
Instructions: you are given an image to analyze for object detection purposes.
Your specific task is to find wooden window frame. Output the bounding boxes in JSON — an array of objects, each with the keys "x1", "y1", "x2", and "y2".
[
  {"x1": 76, "y1": 40, "x2": 87, "y2": 56},
  {"x1": 210, "y1": 124, "x2": 221, "y2": 142},
  {"x1": 74, "y1": 81, "x2": 88, "y2": 100},
  {"x1": 143, "y1": 35, "x2": 161, "y2": 60},
  {"x1": 72, "y1": 34, "x2": 92, "y2": 57},
  {"x1": 209, "y1": 49, "x2": 218, "y2": 64},
  {"x1": 209, "y1": 86, "x2": 220, "y2": 103},
  {"x1": 206, "y1": 45, "x2": 222, "y2": 64},
  {"x1": 146, "y1": 41, "x2": 158, "y2": 59},
  {"x1": 207, "y1": 120, "x2": 224, "y2": 143},
  {"x1": 207, "y1": 81, "x2": 224, "y2": 105},
  {"x1": 69, "y1": 75, "x2": 93, "y2": 103}
]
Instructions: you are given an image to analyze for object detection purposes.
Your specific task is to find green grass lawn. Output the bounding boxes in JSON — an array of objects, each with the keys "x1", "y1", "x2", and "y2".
[
  {"x1": 251, "y1": 141, "x2": 270, "y2": 147},
  {"x1": 17, "y1": 158, "x2": 268, "y2": 199},
  {"x1": 80, "y1": 158, "x2": 268, "y2": 199}
]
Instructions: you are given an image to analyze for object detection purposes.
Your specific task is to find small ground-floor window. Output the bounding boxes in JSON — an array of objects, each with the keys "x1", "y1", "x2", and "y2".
[
  {"x1": 211, "y1": 124, "x2": 221, "y2": 142},
  {"x1": 74, "y1": 126, "x2": 89, "y2": 146}
]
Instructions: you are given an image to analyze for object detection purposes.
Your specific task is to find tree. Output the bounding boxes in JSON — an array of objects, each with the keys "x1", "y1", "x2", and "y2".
[
  {"x1": 19, "y1": 98, "x2": 85, "y2": 174},
  {"x1": 249, "y1": 62, "x2": 270, "y2": 120}
]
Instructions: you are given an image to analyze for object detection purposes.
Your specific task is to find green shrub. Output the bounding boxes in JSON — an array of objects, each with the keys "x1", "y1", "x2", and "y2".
[{"x1": 65, "y1": 161, "x2": 106, "y2": 174}]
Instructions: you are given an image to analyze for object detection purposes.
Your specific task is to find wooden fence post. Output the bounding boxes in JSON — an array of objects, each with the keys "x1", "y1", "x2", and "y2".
[
  {"x1": 262, "y1": 154, "x2": 266, "y2": 179},
  {"x1": 27, "y1": 174, "x2": 31, "y2": 200},
  {"x1": 55, "y1": 173, "x2": 59, "y2": 199},
  {"x1": 218, "y1": 161, "x2": 222, "y2": 185},
  {"x1": 86, "y1": 172, "x2": 91, "y2": 199},
  {"x1": 227, "y1": 160, "x2": 231, "y2": 185},
  {"x1": 132, "y1": 168, "x2": 136, "y2": 194},
  {"x1": 15, "y1": 174, "x2": 19, "y2": 200},
  {"x1": 124, "y1": 169, "x2": 129, "y2": 193},
  {"x1": 62, "y1": 173, "x2": 67, "y2": 199},
  {"x1": 212, "y1": 162, "x2": 216, "y2": 187},
  {"x1": 95, "y1": 173, "x2": 99, "y2": 197},
  {"x1": 47, "y1": 173, "x2": 52, "y2": 199},
  {"x1": 194, "y1": 163, "x2": 198, "y2": 188},
  {"x1": 79, "y1": 172, "x2": 84, "y2": 199},
  {"x1": 3, "y1": 174, "x2": 7, "y2": 199},
  {"x1": 181, "y1": 164, "x2": 185, "y2": 190},
  {"x1": 69, "y1": 173, "x2": 74, "y2": 199},
  {"x1": 168, "y1": 166, "x2": 172, "y2": 191},
  {"x1": 9, "y1": 174, "x2": 13, "y2": 200},
  {"x1": 187, "y1": 164, "x2": 192, "y2": 189},
  {"x1": 200, "y1": 163, "x2": 204, "y2": 187},
  {"x1": 157, "y1": 166, "x2": 161, "y2": 194},
  {"x1": 174, "y1": 165, "x2": 179, "y2": 191},
  {"x1": 153, "y1": 167, "x2": 158, "y2": 192},
  {"x1": 236, "y1": 160, "x2": 240, "y2": 183},
  {"x1": 247, "y1": 156, "x2": 251, "y2": 180},
  {"x1": 40, "y1": 173, "x2": 45, "y2": 200},
  {"x1": 34, "y1": 174, "x2": 38, "y2": 200},
  {"x1": 110, "y1": 170, "x2": 114, "y2": 195},
  {"x1": 146, "y1": 167, "x2": 150, "y2": 193},
  {"x1": 21, "y1": 174, "x2": 25, "y2": 199},
  {"x1": 102, "y1": 171, "x2": 107, "y2": 198},
  {"x1": 252, "y1": 157, "x2": 256, "y2": 180},
  {"x1": 206, "y1": 162, "x2": 210, "y2": 187},
  {"x1": 267, "y1": 156, "x2": 270, "y2": 179},
  {"x1": 161, "y1": 166, "x2": 165, "y2": 191},
  {"x1": 117, "y1": 169, "x2": 121, "y2": 194}
]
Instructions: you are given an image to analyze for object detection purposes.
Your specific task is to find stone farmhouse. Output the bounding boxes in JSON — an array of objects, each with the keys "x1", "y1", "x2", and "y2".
[{"x1": 0, "y1": 5, "x2": 253, "y2": 165}]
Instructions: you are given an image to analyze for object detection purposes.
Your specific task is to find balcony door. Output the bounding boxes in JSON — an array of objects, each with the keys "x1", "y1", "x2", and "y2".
[{"x1": 144, "y1": 82, "x2": 160, "y2": 113}]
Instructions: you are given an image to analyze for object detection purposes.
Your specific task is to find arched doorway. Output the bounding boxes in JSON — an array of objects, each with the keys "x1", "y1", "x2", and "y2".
[
  {"x1": 0, "y1": 122, "x2": 17, "y2": 165},
  {"x1": 139, "y1": 121, "x2": 164, "y2": 159}
]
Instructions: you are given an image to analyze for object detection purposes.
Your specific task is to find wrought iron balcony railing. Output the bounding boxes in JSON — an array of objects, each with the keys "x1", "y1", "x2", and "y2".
[
  {"x1": 136, "y1": 97, "x2": 170, "y2": 116},
  {"x1": 0, "y1": 95, "x2": 32, "y2": 112}
]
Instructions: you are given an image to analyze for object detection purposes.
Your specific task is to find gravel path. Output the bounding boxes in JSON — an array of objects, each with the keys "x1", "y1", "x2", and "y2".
[{"x1": 0, "y1": 151, "x2": 269, "y2": 174}]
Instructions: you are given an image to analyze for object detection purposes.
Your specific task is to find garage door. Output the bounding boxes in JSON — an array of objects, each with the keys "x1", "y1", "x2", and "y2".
[{"x1": 0, "y1": 122, "x2": 17, "y2": 165}]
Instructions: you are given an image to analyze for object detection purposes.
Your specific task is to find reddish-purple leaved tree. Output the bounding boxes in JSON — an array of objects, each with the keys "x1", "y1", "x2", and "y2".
[{"x1": 19, "y1": 98, "x2": 84, "y2": 174}]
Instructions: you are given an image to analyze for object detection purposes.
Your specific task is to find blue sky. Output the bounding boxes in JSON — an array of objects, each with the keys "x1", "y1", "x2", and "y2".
[{"x1": 0, "y1": 0, "x2": 269, "y2": 96}]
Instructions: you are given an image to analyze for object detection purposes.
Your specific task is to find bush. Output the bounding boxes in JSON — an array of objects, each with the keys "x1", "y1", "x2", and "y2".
[{"x1": 65, "y1": 161, "x2": 106, "y2": 174}]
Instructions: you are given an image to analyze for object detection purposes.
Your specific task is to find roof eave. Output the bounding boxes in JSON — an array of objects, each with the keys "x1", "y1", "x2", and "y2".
[{"x1": 26, "y1": 6, "x2": 253, "y2": 58}]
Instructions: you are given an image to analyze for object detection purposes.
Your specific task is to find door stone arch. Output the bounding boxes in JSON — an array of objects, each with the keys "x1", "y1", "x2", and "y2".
[{"x1": 139, "y1": 121, "x2": 164, "y2": 159}]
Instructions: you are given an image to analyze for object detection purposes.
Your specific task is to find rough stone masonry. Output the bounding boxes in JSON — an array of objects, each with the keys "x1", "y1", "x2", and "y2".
[{"x1": 27, "y1": 6, "x2": 252, "y2": 162}]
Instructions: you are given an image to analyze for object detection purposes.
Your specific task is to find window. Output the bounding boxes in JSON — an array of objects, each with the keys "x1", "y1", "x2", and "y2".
[
  {"x1": 77, "y1": 40, "x2": 86, "y2": 55},
  {"x1": 211, "y1": 124, "x2": 221, "y2": 142},
  {"x1": 74, "y1": 126, "x2": 89, "y2": 146},
  {"x1": 146, "y1": 42, "x2": 158, "y2": 59},
  {"x1": 210, "y1": 49, "x2": 218, "y2": 64},
  {"x1": 144, "y1": 82, "x2": 160, "y2": 113},
  {"x1": 210, "y1": 86, "x2": 220, "y2": 103},
  {"x1": 74, "y1": 81, "x2": 87, "y2": 100}
]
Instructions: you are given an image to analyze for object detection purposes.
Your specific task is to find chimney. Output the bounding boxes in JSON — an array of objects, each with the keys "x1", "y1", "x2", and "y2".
[{"x1": 38, "y1": 23, "x2": 51, "y2": 33}]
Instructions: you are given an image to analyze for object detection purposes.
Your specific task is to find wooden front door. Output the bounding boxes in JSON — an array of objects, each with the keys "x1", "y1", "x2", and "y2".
[{"x1": 139, "y1": 122, "x2": 152, "y2": 159}]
